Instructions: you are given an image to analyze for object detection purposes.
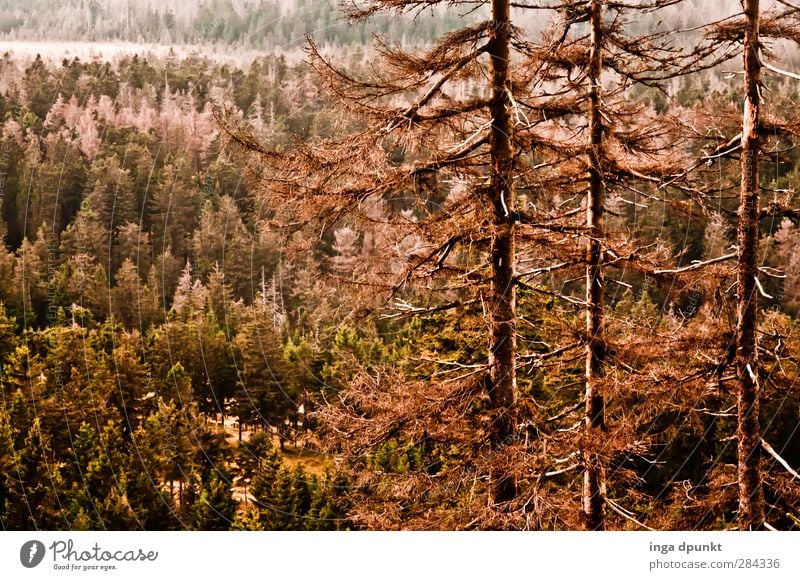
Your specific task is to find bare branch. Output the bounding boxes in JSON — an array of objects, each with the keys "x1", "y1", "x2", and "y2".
[
  {"x1": 653, "y1": 252, "x2": 737, "y2": 275},
  {"x1": 605, "y1": 498, "x2": 657, "y2": 531},
  {"x1": 754, "y1": 276, "x2": 773, "y2": 300},
  {"x1": 761, "y1": 439, "x2": 800, "y2": 481},
  {"x1": 763, "y1": 61, "x2": 800, "y2": 81}
]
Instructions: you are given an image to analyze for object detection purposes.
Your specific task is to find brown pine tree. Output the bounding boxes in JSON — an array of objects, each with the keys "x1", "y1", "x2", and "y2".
[
  {"x1": 734, "y1": 0, "x2": 765, "y2": 531},
  {"x1": 700, "y1": 0, "x2": 800, "y2": 531},
  {"x1": 522, "y1": 0, "x2": 725, "y2": 530},
  {"x1": 220, "y1": 0, "x2": 543, "y2": 518},
  {"x1": 583, "y1": 0, "x2": 607, "y2": 531},
  {"x1": 486, "y1": 0, "x2": 518, "y2": 501}
]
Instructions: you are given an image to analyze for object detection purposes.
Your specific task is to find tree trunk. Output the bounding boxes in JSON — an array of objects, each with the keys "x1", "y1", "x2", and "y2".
[
  {"x1": 736, "y1": 0, "x2": 766, "y2": 531},
  {"x1": 487, "y1": 0, "x2": 517, "y2": 503},
  {"x1": 583, "y1": 0, "x2": 607, "y2": 531}
]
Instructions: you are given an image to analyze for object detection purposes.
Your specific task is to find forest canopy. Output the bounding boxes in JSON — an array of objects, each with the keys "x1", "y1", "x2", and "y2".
[{"x1": 0, "y1": 0, "x2": 798, "y2": 531}]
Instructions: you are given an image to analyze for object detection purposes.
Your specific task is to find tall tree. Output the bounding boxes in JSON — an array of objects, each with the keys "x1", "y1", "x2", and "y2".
[
  {"x1": 698, "y1": 0, "x2": 800, "y2": 532},
  {"x1": 734, "y1": 0, "x2": 765, "y2": 531},
  {"x1": 583, "y1": 0, "x2": 607, "y2": 531},
  {"x1": 487, "y1": 0, "x2": 518, "y2": 501},
  {"x1": 222, "y1": 0, "x2": 535, "y2": 511},
  {"x1": 517, "y1": 0, "x2": 727, "y2": 530}
]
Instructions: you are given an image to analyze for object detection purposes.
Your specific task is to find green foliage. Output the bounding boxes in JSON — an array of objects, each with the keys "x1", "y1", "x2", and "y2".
[
  {"x1": 243, "y1": 446, "x2": 353, "y2": 530},
  {"x1": 368, "y1": 437, "x2": 436, "y2": 475},
  {"x1": 190, "y1": 472, "x2": 237, "y2": 530}
]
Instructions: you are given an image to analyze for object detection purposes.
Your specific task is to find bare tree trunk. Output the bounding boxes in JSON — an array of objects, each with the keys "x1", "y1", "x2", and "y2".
[
  {"x1": 583, "y1": 0, "x2": 607, "y2": 531},
  {"x1": 487, "y1": 0, "x2": 517, "y2": 502},
  {"x1": 736, "y1": 0, "x2": 766, "y2": 531}
]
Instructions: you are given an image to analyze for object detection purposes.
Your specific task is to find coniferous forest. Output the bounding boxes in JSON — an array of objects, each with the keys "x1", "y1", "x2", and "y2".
[{"x1": 0, "y1": 0, "x2": 799, "y2": 531}]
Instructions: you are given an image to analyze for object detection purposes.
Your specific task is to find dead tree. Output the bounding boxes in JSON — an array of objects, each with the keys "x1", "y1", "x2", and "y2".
[
  {"x1": 735, "y1": 0, "x2": 767, "y2": 532},
  {"x1": 513, "y1": 0, "x2": 727, "y2": 530},
  {"x1": 583, "y1": 0, "x2": 607, "y2": 531},
  {"x1": 487, "y1": 0, "x2": 519, "y2": 501},
  {"x1": 218, "y1": 0, "x2": 565, "y2": 522},
  {"x1": 698, "y1": 0, "x2": 800, "y2": 531}
]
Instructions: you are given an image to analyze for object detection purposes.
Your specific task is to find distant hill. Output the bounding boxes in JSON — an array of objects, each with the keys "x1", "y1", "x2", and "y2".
[{"x1": 0, "y1": 0, "x2": 475, "y2": 49}]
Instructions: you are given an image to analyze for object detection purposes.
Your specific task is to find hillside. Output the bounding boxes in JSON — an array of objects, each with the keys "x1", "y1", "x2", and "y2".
[{"x1": 0, "y1": 0, "x2": 473, "y2": 49}]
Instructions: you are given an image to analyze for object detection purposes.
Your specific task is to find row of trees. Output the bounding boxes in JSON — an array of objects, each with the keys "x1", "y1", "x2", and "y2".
[
  {"x1": 227, "y1": 0, "x2": 800, "y2": 529},
  {"x1": 0, "y1": 408, "x2": 351, "y2": 530},
  {"x1": 0, "y1": 0, "x2": 468, "y2": 49},
  {"x1": 0, "y1": 50, "x2": 366, "y2": 329}
]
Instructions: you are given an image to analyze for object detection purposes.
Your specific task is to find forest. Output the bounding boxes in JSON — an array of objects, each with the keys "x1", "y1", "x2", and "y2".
[
  {"x1": 0, "y1": 0, "x2": 471, "y2": 50},
  {"x1": 0, "y1": 0, "x2": 798, "y2": 531}
]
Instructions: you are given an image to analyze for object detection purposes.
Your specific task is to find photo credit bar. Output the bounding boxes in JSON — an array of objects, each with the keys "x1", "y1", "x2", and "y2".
[{"x1": 0, "y1": 532, "x2": 797, "y2": 579}]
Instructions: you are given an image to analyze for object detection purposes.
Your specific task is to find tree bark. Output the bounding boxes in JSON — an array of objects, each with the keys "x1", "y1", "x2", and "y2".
[
  {"x1": 583, "y1": 0, "x2": 607, "y2": 531},
  {"x1": 736, "y1": 0, "x2": 766, "y2": 531},
  {"x1": 487, "y1": 0, "x2": 517, "y2": 502}
]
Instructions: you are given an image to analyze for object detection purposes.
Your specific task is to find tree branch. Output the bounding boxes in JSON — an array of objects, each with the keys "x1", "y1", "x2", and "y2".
[
  {"x1": 763, "y1": 61, "x2": 800, "y2": 81},
  {"x1": 384, "y1": 43, "x2": 490, "y2": 132},
  {"x1": 761, "y1": 438, "x2": 800, "y2": 481},
  {"x1": 760, "y1": 202, "x2": 800, "y2": 222},
  {"x1": 653, "y1": 252, "x2": 737, "y2": 275},
  {"x1": 605, "y1": 498, "x2": 657, "y2": 531},
  {"x1": 380, "y1": 298, "x2": 476, "y2": 320},
  {"x1": 516, "y1": 260, "x2": 583, "y2": 280}
]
